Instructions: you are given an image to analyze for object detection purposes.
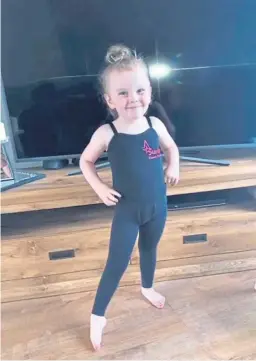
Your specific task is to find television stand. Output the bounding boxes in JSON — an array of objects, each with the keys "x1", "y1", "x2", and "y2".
[
  {"x1": 1, "y1": 148, "x2": 255, "y2": 213},
  {"x1": 66, "y1": 155, "x2": 230, "y2": 177},
  {"x1": 43, "y1": 159, "x2": 69, "y2": 170},
  {"x1": 180, "y1": 156, "x2": 230, "y2": 166},
  {"x1": 167, "y1": 197, "x2": 227, "y2": 211}
]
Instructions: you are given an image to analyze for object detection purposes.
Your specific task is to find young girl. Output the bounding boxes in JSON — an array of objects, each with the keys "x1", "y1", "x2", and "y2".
[{"x1": 79, "y1": 44, "x2": 180, "y2": 351}]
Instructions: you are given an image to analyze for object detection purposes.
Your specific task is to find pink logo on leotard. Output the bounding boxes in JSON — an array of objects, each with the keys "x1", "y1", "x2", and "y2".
[{"x1": 143, "y1": 140, "x2": 162, "y2": 159}]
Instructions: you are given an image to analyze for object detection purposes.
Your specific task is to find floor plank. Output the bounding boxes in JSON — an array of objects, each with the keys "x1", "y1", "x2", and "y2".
[{"x1": 2, "y1": 270, "x2": 256, "y2": 360}]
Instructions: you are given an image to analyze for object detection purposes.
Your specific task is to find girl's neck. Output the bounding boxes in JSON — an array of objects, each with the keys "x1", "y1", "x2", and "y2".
[
  {"x1": 113, "y1": 116, "x2": 149, "y2": 134},
  {"x1": 115, "y1": 116, "x2": 144, "y2": 126}
]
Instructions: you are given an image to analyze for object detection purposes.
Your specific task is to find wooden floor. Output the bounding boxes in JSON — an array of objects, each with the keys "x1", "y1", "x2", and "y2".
[
  {"x1": 2, "y1": 270, "x2": 256, "y2": 360},
  {"x1": 1, "y1": 153, "x2": 255, "y2": 359}
]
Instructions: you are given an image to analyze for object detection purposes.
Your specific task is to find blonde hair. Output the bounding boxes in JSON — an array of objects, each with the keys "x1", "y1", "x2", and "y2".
[{"x1": 99, "y1": 44, "x2": 149, "y2": 93}]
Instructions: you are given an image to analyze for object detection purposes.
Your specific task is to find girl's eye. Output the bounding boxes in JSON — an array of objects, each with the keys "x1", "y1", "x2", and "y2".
[{"x1": 119, "y1": 91, "x2": 128, "y2": 96}]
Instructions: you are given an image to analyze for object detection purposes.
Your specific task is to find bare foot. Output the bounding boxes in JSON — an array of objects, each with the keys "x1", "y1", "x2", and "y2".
[
  {"x1": 90, "y1": 314, "x2": 107, "y2": 351},
  {"x1": 141, "y1": 287, "x2": 165, "y2": 309}
]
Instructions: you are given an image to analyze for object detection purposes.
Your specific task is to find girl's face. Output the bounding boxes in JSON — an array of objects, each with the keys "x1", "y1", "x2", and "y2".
[{"x1": 104, "y1": 65, "x2": 152, "y2": 121}]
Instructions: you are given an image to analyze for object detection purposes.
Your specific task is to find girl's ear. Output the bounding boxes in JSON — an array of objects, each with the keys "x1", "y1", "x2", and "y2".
[{"x1": 104, "y1": 94, "x2": 115, "y2": 109}]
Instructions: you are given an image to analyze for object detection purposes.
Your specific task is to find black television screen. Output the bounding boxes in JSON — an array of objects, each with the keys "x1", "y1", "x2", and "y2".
[
  {"x1": 2, "y1": 0, "x2": 256, "y2": 161},
  {"x1": 5, "y1": 76, "x2": 107, "y2": 159},
  {"x1": 4, "y1": 63, "x2": 256, "y2": 160},
  {"x1": 158, "y1": 63, "x2": 256, "y2": 147}
]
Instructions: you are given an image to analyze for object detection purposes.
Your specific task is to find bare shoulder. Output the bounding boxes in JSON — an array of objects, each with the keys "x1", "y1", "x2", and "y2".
[
  {"x1": 149, "y1": 116, "x2": 176, "y2": 150},
  {"x1": 150, "y1": 116, "x2": 167, "y2": 134},
  {"x1": 91, "y1": 124, "x2": 112, "y2": 146},
  {"x1": 100, "y1": 123, "x2": 115, "y2": 149},
  {"x1": 80, "y1": 123, "x2": 112, "y2": 163},
  {"x1": 93, "y1": 123, "x2": 109, "y2": 138}
]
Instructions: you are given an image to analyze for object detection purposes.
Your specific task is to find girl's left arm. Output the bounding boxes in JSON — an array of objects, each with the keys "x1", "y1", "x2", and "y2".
[{"x1": 151, "y1": 116, "x2": 180, "y2": 185}]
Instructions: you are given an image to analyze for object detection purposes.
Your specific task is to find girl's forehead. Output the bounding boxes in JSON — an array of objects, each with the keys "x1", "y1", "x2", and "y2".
[{"x1": 108, "y1": 67, "x2": 149, "y2": 89}]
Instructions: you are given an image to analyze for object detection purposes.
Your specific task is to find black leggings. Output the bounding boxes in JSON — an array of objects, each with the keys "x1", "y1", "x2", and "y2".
[{"x1": 92, "y1": 199, "x2": 167, "y2": 316}]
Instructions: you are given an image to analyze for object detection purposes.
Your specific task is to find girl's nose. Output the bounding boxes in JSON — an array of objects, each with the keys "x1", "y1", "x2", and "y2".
[{"x1": 129, "y1": 92, "x2": 139, "y2": 102}]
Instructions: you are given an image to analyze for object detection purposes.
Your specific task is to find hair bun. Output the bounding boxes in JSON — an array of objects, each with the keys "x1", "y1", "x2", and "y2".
[{"x1": 105, "y1": 44, "x2": 133, "y2": 64}]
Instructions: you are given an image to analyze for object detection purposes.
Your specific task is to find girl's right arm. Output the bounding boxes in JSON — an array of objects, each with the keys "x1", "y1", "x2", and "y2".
[{"x1": 79, "y1": 125, "x2": 121, "y2": 206}]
